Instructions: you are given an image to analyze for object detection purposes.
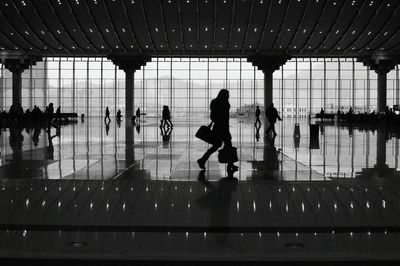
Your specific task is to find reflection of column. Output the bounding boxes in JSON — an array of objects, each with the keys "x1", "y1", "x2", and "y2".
[
  {"x1": 360, "y1": 56, "x2": 396, "y2": 113},
  {"x1": 125, "y1": 122, "x2": 135, "y2": 164},
  {"x1": 248, "y1": 56, "x2": 289, "y2": 133},
  {"x1": 108, "y1": 55, "x2": 151, "y2": 119},
  {"x1": 376, "y1": 129, "x2": 386, "y2": 169}
]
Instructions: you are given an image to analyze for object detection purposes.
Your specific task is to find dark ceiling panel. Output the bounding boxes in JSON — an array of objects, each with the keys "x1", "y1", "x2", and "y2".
[
  {"x1": 227, "y1": 0, "x2": 251, "y2": 51},
  {"x1": 142, "y1": 0, "x2": 170, "y2": 53},
  {"x1": 66, "y1": 0, "x2": 111, "y2": 52},
  {"x1": 30, "y1": 0, "x2": 78, "y2": 52},
  {"x1": 368, "y1": 3, "x2": 400, "y2": 52},
  {"x1": 199, "y1": 0, "x2": 215, "y2": 52},
  {"x1": 353, "y1": 1, "x2": 394, "y2": 52},
  {"x1": 0, "y1": 9, "x2": 33, "y2": 51},
  {"x1": 123, "y1": 0, "x2": 154, "y2": 52},
  {"x1": 104, "y1": 0, "x2": 140, "y2": 52},
  {"x1": 86, "y1": 0, "x2": 123, "y2": 52},
  {"x1": 257, "y1": 0, "x2": 289, "y2": 51},
  {"x1": 0, "y1": 31, "x2": 17, "y2": 51},
  {"x1": 336, "y1": 0, "x2": 377, "y2": 53},
  {"x1": 161, "y1": 0, "x2": 183, "y2": 52},
  {"x1": 320, "y1": 0, "x2": 361, "y2": 53},
  {"x1": 179, "y1": 0, "x2": 198, "y2": 52},
  {"x1": 305, "y1": 0, "x2": 344, "y2": 53},
  {"x1": 273, "y1": 0, "x2": 307, "y2": 51},
  {"x1": 243, "y1": 0, "x2": 269, "y2": 52},
  {"x1": 0, "y1": 1, "x2": 43, "y2": 51},
  {"x1": 0, "y1": 0, "x2": 397, "y2": 57},
  {"x1": 289, "y1": 0, "x2": 326, "y2": 52},
  {"x1": 214, "y1": 0, "x2": 233, "y2": 52},
  {"x1": 49, "y1": 0, "x2": 96, "y2": 52}
]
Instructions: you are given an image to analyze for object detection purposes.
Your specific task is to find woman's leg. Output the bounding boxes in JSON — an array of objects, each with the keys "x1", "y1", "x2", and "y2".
[{"x1": 198, "y1": 142, "x2": 221, "y2": 169}]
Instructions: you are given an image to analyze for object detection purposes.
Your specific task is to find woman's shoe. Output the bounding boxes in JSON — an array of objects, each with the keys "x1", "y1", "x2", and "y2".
[{"x1": 197, "y1": 159, "x2": 206, "y2": 170}]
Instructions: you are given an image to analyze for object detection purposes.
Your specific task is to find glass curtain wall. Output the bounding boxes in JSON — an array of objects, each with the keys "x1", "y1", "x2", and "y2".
[{"x1": 0, "y1": 57, "x2": 398, "y2": 117}]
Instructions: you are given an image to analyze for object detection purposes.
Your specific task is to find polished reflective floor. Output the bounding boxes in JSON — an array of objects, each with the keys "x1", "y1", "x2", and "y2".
[
  {"x1": 1, "y1": 117, "x2": 400, "y2": 263},
  {"x1": 0, "y1": 117, "x2": 399, "y2": 181}
]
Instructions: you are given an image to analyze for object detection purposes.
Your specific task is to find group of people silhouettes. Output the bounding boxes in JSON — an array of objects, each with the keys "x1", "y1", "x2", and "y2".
[{"x1": 101, "y1": 89, "x2": 283, "y2": 178}]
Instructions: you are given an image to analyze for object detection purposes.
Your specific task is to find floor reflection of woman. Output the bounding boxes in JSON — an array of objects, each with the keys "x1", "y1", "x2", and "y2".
[{"x1": 197, "y1": 89, "x2": 238, "y2": 172}]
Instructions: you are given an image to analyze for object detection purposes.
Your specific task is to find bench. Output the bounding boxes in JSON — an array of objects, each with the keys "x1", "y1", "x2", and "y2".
[{"x1": 315, "y1": 113, "x2": 335, "y2": 119}]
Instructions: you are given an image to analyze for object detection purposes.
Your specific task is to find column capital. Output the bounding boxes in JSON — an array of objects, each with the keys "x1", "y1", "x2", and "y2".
[
  {"x1": 108, "y1": 55, "x2": 151, "y2": 73},
  {"x1": 358, "y1": 55, "x2": 398, "y2": 74},
  {"x1": 247, "y1": 55, "x2": 290, "y2": 72},
  {"x1": 0, "y1": 54, "x2": 41, "y2": 74}
]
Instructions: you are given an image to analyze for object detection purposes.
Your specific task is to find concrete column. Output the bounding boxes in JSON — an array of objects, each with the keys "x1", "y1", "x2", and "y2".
[
  {"x1": 124, "y1": 68, "x2": 135, "y2": 119},
  {"x1": 11, "y1": 68, "x2": 23, "y2": 106},
  {"x1": 248, "y1": 55, "x2": 289, "y2": 133},
  {"x1": 108, "y1": 55, "x2": 151, "y2": 119},
  {"x1": 263, "y1": 69, "x2": 273, "y2": 127},
  {"x1": 376, "y1": 69, "x2": 388, "y2": 113},
  {"x1": 1, "y1": 55, "x2": 41, "y2": 108},
  {"x1": 360, "y1": 55, "x2": 397, "y2": 113}
]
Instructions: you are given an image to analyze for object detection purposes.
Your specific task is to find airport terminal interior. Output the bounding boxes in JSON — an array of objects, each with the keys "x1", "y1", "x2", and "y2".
[{"x1": 1, "y1": 0, "x2": 400, "y2": 264}]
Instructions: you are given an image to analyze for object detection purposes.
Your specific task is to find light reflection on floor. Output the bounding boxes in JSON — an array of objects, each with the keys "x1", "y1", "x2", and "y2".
[{"x1": 0, "y1": 117, "x2": 398, "y2": 181}]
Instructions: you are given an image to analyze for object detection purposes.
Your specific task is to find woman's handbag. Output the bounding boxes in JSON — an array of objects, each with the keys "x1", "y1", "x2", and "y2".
[
  {"x1": 195, "y1": 122, "x2": 215, "y2": 144},
  {"x1": 218, "y1": 146, "x2": 239, "y2": 163}
]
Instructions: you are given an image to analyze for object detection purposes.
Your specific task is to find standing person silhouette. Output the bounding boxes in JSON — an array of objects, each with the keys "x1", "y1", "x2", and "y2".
[
  {"x1": 255, "y1": 106, "x2": 261, "y2": 126},
  {"x1": 265, "y1": 103, "x2": 282, "y2": 139},
  {"x1": 160, "y1": 105, "x2": 173, "y2": 128},
  {"x1": 105, "y1": 106, "x2": 111, "y2": 123},
  {"x1": 197, "y1": 89, "x2": 238, "y2": 172},
  {"x1": 135, "y1": 108, "x2": 141, "y2": 123}
]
